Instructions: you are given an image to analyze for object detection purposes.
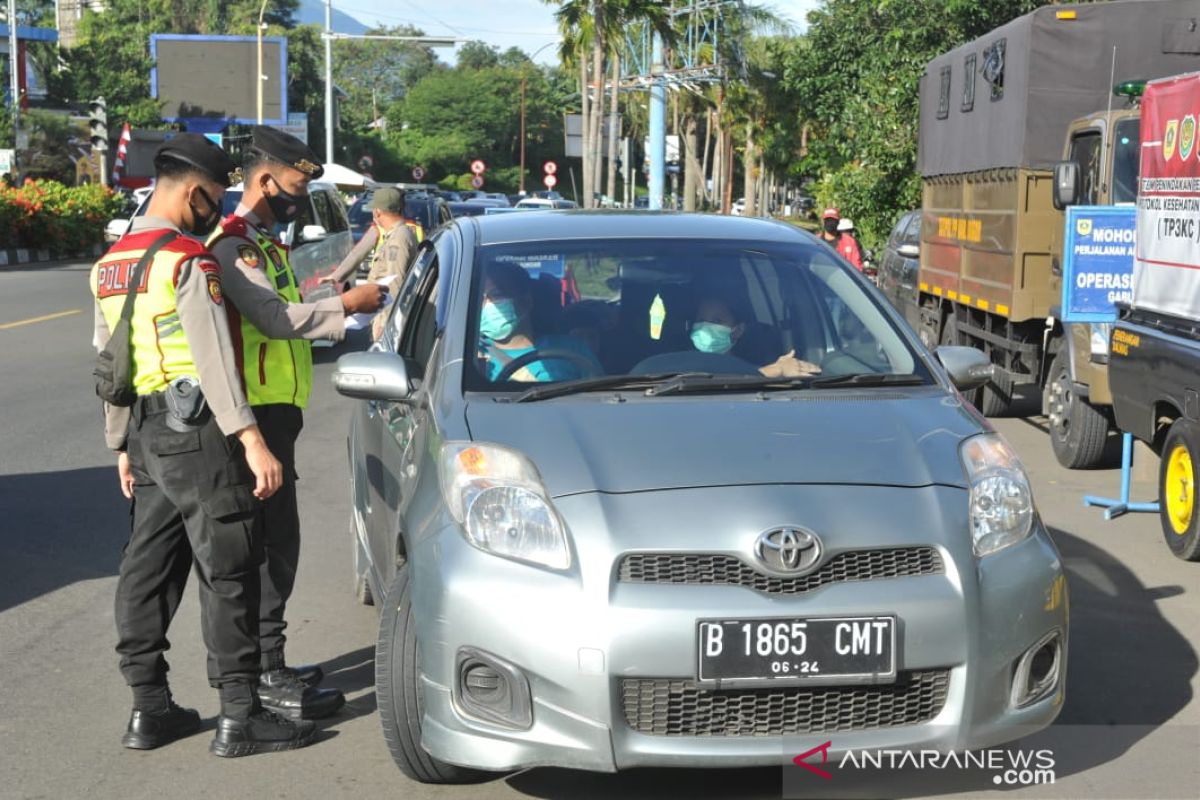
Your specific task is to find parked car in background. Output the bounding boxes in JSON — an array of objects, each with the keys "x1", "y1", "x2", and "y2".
[
  {"x1": 731, "y1": 197, "x2": 746, "y2": 216},
  {"x1": 447, "y1": 201, "x2": 488, "y2": 218},
  {"x1": 515, "y1": 197, "x2": 578, "y2": 210},
  {"x1": 103, "y1": 182, "x2": 353, "y2": 302},
  {"x1": 876, "y1": 210, "x2": 922, "y2": 332},
  {"x1": 484, "y1": 192, "x2": 511, "y2": 206},
  {"x1": 103, "y1": 187, "x2": 154, "y2": 242},
  {"x1": 332, "y1": 211, "x2": 1066, "y2": 783}
]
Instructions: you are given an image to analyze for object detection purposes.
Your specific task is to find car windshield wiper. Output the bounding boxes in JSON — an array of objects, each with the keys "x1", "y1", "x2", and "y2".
[
  {"x1": 644, "y1": 372, "x2": 927, "y2": 397},
  {"x1": 504, "y1": 372, "x2": 712, "y2": 403},
  {"x1": 806, "y1": 372, "x2": 926, "y2": 388}
]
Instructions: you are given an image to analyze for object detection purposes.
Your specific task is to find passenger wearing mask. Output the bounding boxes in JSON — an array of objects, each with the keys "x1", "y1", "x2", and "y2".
[
  {"x1": 820, "y1": 207, "x2": 863, "y2": 271},
  {"x1": 690, "y1": 296, "x2": 821, "y2": 378}
]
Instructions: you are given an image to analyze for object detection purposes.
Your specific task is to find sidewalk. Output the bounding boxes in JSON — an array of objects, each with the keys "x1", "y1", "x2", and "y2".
[{"x1": 0, "y1": 243, "x2": 104, "y2": 268}]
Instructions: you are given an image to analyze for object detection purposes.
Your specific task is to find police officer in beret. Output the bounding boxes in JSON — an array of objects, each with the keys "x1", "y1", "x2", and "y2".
[
  {"x1": 91, "y1": 134, "x2": 315, "y2": 756},
  {"x1": 205, "y1": 126, "x2": 363, "y2": 720}
]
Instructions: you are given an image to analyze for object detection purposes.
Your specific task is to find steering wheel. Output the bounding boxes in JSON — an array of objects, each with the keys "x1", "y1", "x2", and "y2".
[{"x1": 493, "y1": 348, "x2": 601, "y2": 382}]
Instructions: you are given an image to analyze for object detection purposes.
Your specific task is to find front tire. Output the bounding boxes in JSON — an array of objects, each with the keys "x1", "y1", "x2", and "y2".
[
  {"x1": 1044, "y1": 349, "x2": 1111, "y2": 469},
  {"x1": 376, "y1": 565, "x2": 490, "y2": 784},
  {"x1": 1159, "y1": 420, "x2": 1200, "y2": 561}
]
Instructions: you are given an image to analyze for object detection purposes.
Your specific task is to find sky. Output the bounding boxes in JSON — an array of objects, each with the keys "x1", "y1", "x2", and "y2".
[{"x1": 335, "y1": 0, "x2": 820, "y2": 65}]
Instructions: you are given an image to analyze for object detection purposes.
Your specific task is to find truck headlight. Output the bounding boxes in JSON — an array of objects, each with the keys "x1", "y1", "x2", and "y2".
[
  {"x1": 960, "y1": 433, "x2": 1035, "y2": 557},
  {"x1": 439, "y1": 442, "x2": 571, "y2": 570}
]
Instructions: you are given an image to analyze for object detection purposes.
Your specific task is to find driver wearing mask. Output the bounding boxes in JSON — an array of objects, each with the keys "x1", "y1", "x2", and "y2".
[{"x1": 478, "y1": 262, "x2": 601, "y2": 382}]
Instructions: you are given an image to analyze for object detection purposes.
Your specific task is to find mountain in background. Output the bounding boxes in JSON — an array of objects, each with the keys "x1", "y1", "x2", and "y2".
[{"x1": 295, "y1": 0, "x2": 370, "y2": 33}]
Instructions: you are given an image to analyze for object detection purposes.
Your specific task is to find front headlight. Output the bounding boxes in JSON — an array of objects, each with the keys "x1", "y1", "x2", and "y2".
[
  {"x1": 439, "y1": 442, "x2": 571, "y2": 570},
  {"x1": 959, "y1": 433, "x2": 1035, "y2": 557}
]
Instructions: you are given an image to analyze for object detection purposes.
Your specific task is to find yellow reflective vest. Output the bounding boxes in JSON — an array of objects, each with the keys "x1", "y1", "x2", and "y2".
[
  {"x1": 209, "y1": 216, "x2": 313, "y2": 409},
  {"x1": 91, "y1": 229, "x2": 210, "y2": 396}
]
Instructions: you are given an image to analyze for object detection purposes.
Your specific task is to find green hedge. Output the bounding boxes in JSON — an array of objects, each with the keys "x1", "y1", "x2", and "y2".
[{"x1": 0, "y1": 180, "x2": 126, "y2": 255}]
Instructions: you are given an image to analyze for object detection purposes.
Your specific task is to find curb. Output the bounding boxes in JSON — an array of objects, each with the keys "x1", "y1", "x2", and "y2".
[{"x1": 0, "y1": 243, "x2": 104, "y2": 268}]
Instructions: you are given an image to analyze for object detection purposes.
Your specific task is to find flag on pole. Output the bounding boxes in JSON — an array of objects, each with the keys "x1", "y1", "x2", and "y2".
[{"x1": 111, "y1": 123, "x2": 131, "y2": 185}]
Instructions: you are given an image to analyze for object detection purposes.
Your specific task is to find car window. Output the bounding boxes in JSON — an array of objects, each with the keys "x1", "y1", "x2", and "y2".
[
  {"x1": 464, "y1": 237, "x2": 925, "y2": 391},
  {"x1": 322, "y1": 190, "x2": 349, "y2": 232},
  {"x1": 310, "y1": 190, "x2": 335, "y2": 232},
  {"x1": 902, "y1": 211, "x2": 921, "y2": 244},
  {"x1": 385, "y1": 245, "x2": 438, "y2": 348},
  {"x1": 398, "y1": 262, "x2": 440, "y2": 378}
]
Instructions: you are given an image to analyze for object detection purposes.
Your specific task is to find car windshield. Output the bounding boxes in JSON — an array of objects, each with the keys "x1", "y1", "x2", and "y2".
[{"x1": 465, "y1": 237, "x2": 929, "y2": 392}]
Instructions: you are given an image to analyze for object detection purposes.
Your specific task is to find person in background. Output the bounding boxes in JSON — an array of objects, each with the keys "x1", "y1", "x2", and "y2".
[{"x1": 819, "y1": 207, "x2": 863, "y2": 271}]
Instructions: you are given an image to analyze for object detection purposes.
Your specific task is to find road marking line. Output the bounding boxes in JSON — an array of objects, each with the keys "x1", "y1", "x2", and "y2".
[{"x1": 0, "y1": 308, "x2": 83, "y2": 330}]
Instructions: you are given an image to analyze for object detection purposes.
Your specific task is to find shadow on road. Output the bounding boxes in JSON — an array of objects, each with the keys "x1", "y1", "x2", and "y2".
[
  {"x1": 0, "y1": 466, "x2": 130, "y2": 612},
  {"x1": 322, "y1": 645, "x2": 378, "y2": 722},
  {"x1": 497, "y1": 526, "x2": 1195, "y2": 799}
]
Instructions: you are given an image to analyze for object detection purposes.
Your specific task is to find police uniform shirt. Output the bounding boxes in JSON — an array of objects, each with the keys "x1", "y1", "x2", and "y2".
[
  {"x1": 208, "y1": 204, "x2": 346, "y2": 340},
  {"x1": 329, "y1": 221, "x2": 418, "y2": 284},
  {"x1": 92, "y1": 215, "x2": 257, "y2": 451}
]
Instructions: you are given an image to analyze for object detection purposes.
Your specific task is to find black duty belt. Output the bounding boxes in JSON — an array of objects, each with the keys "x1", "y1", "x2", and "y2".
[{"x1": 136, "y1": 392, "x2": 170, "y2": 414}]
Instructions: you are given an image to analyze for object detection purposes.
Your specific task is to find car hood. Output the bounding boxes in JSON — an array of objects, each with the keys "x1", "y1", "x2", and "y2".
[{"x1": 463, "y1": 388, "x2": 985, "y2": 496}]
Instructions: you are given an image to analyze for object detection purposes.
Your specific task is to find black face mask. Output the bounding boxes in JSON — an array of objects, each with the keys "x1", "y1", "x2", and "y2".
[
  {"x1": 265, "y1": 176, "x2": 303, "y2": 225},
  {"x1": 188, "y1": 186, "x2": 222, "y2": 237},
  {"x1": 823, "y1": 218, "x2": 840, "y2": 235}
]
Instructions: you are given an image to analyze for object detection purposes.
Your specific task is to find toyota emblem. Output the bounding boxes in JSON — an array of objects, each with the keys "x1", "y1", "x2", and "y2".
[{"x1": 754, "y1": 527, "x2": 822, "y2": 574}]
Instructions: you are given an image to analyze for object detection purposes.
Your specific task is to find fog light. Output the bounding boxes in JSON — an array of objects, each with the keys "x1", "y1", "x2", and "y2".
[
  {"x1": 1010, "y1": 630, "x2": 1062, "y2": 709},
  {"x1": 455, "y1": 648, "x2": 532, "y2": 729}
]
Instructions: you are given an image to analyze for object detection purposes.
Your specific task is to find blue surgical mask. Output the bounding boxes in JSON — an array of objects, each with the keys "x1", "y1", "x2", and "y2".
[
  {"x1": 691, "y1": 321, "x2": 735, "y2": 354},
  {"x1": 480, "y1": 299, "x2": 519, "y2": 341}
]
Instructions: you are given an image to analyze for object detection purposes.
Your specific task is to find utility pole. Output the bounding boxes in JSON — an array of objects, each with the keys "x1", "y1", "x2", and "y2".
[
  {"x1": 7, "y1": 0, "x2": 19, "y2": 173},
  {"x1": 256, "y1": 0, "x2": 269, "y2": 124},
  {"x1": 323, "y1": 0, "x2": 333, "y2": 164},
  {"x1": 518, "y1": 75, "x2": 526, "y2": 193},
  {"x1": 648, "y1": 31, "x2": 665, "y2": 210}
]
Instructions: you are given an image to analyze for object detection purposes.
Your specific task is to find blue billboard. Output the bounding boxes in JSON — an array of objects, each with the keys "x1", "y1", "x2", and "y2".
[{"x1": 1060, "y1": 206, "x2": 1136, "y2": 323}]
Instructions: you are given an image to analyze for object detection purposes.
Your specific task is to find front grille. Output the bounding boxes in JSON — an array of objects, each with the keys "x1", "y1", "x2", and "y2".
[
  {"x1": 621, "y1": 670, "x2": 950, "y2": 736},
  {"x1": 618, "y1": 547, "x2": 943, "y2": 596}
]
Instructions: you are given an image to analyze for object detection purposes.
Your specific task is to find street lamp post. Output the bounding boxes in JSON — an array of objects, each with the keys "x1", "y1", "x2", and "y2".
[
  {"x1": 7, "y1": 0, "x2": 20, "y2": 172},
  {"x1": 256, "y1": 0, "x2": 269, "y2": 124}
]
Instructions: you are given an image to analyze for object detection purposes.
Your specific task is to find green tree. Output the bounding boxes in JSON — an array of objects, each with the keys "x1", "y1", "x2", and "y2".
[
  {"x1": 334, "y1": 25, "x2": 441, "y2": 132},
  {"x1": 457, "y1": 41, "x2": 501, "y2": 71}
]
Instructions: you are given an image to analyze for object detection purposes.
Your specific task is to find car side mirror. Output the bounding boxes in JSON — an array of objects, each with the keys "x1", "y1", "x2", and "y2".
[
  {"x1": 1052, "y1": 161, "x2": 1080, "y2": 210},
  {"x1": 935, "y1": 345, "x2": 992, "y2": 391},
  {"x1": 897, "y1": 243, "x2": 919, "y2": 259},
  {"x1": 332, "y1": 351, "x2": 412, "y2": 401},
  {"x1": 300, "y1": 224, "x2": 329, "y2": 243}
]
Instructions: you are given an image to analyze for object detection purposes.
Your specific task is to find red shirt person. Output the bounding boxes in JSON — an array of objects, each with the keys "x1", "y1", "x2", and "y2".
[{"x1": 819, "y1": 207, "x2": 863, "y2": 271}]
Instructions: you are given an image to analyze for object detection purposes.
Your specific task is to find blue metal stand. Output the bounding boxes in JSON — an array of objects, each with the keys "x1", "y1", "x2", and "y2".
[{"x1": 1083, "y1": 432, "x2": 1161, "y2": 519}]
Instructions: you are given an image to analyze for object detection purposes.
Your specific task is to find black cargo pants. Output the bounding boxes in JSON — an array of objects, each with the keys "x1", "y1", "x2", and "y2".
[
  {"x1": 251, "y1": 403, "x2": 304, "y2": 671},
  {"x1": 115, "y1": 395, "x2": 262, "y2": 712}
]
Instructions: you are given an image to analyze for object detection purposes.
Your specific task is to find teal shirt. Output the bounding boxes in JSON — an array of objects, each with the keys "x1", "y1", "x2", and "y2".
[{"x1": 482, "y1": 334, "x2": 601, "y2": 382}]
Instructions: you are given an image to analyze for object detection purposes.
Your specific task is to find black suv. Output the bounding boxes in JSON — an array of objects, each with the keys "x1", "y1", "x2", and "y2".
[{"x1": 347, "y1": 190, "x2": 453, "y2": 244}]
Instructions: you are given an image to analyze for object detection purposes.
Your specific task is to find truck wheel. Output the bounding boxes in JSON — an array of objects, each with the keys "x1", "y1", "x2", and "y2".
[
  {"x1": 942, "y1": 310, "x2": 1010, "y2": 416},
  {"x1": 1158, "y1": 420, "x2": 1200, "y2": 561},
  {"x1": 1044, "y1": 350, "x2": 1111, "y2": 469},
  {"x1": 376, "y1": 565, "x2": 492, "y2": 784}
]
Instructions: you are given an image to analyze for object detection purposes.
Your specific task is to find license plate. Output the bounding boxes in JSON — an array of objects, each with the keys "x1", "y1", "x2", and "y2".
[{"x1": 696, "y1": 616, "x2": 896, "y2": 684}]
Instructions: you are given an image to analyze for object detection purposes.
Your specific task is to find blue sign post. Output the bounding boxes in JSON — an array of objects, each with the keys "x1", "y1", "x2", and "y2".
[{"x1": 1061, "y1": 206, "x2": 1159, "y2": 519}]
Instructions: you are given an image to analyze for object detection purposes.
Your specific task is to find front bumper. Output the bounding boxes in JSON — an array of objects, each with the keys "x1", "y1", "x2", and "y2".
[{"x1": 410, "y1": 484, "x2": 1067, "y2": 773}]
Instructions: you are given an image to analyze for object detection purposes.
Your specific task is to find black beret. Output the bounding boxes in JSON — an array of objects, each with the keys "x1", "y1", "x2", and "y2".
[
  {"x1": 249, "y1": 125, "x2": 324, "y2": 179},
  {"x1": 154, "y1": 134, "x2": 242, "y2": 187}
]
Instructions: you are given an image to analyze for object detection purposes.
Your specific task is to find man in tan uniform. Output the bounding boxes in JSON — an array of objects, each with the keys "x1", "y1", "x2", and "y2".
[
  {"x1": 92, "y1": 134, "x2": 314, "y2": 757},
  {"x1": 325, "y1": 186, "x2": 419, "y2": 285}
]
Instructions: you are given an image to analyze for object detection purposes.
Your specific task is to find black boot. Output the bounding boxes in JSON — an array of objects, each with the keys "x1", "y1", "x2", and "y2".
[
  {"x1": 288, "y1": 663, "x2": 324, "y2": 688},
  {"x1": 122, "y1": 701, "x2": 202, "y2": 750},
  {"x1": 210, "y1": 709, "x2": 316, "y2": 758},
  {"x1": 258, "y1": 669, "x2": 345, "y2": 720}
]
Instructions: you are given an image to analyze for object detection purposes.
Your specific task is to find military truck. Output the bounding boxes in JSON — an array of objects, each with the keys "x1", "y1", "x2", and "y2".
[{"x1": 904, "y1": 0, "x2": 1198, "y2": 468}]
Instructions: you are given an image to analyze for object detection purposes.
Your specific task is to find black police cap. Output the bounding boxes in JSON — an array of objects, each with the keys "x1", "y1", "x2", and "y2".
[
  {"x1": 249, "y1": 126, "x2": 324, "y2": 180},
  {"x1": 153, "y1": 134, "x2": 242, "y2": 187}
]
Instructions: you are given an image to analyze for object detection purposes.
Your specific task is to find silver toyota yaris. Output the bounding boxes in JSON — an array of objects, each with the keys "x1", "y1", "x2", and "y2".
[{"x1": 333, "y1": 212, "x2": 1067, "y2": 783}]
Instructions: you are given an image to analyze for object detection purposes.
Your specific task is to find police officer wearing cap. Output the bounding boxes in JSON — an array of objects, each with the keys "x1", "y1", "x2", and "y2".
[
  {"x1": 91, "y1": 134, "x2": 315, "y2": 756},
  {"x1": 326, "y1": 186, "x2": 419, "y2": 285},
  {"x1": 204, "y1": 126, "x2": 364, "y2": 720}
]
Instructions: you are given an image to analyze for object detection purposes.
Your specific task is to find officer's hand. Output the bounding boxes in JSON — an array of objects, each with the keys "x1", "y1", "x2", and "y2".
[
  {"x1": 237, "y1": 426, "x2": 283, "y2": 500},
  {"x1": 117, "y1": 452, "x2": 134, "y2": 500},
  {"x1": 341, "y1": 283, "x2": 387, "y2": 314}
]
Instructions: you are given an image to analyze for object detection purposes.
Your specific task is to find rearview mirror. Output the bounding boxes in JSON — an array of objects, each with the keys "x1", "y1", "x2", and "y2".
[
  {"x1": 935, "y1": 345, "x2": 992, "y2": 391},
  {"x1": 300, "y1": 224, "x2": 329, "y2": 243},
  {"x1": 897, "y1": 243, "x2": 919, "y2": 259},
  {"x1": 332, "y1": 351, "x2": 412, "y2": 401},
  {"x1": 1052, "y1": 161, "x2": 1080, "y2": 211}
]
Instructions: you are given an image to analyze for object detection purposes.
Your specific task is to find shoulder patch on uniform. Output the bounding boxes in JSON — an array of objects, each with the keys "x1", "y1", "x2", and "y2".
[
  {"x1": 196, "y1": 257, "x2": 221, "y2": 275},
  {"x1": 238, "y1": 245, "x2": 261, "y2": 268},
  {"x1": 207, "y1": 273, "x2": 223, "y2": 305}
]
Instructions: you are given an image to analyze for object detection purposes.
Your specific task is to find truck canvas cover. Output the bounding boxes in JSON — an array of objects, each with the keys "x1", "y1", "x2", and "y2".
[
  {"x1": 1132, "y1": 72, "x2": 1200, "y2": 320},
  {"x1": 918, "y1": 0, "x2": 1200, "y2": 177}
]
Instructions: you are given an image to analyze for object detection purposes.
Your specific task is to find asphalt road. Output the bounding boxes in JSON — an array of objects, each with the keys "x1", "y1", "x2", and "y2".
[{"x1": 2, "y1": 261, "x2": 1198, "y2": 800}]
